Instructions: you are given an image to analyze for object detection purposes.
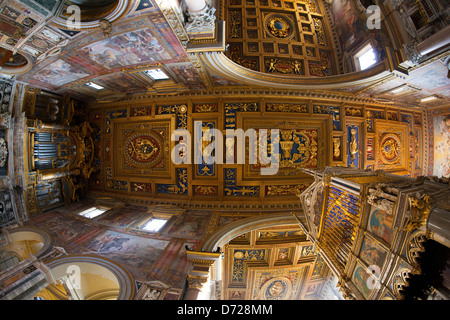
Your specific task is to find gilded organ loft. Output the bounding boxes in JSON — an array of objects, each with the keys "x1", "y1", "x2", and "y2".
[{"x1": 0, "y1": 0, "x2": 449, "y2": 302}]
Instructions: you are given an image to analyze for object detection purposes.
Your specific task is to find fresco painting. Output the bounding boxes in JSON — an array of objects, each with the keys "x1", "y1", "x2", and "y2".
[
  {"x1": 368, "y1": 205, "x2": 394, "y2": 245},
  {"x1": 167, "y1": 210, "x2": 212, "y2": 239},
  {"x1": 94, "y1": 72, "x2": 148, "y2": 94},
  {"x1": 352, "y1": 262, "x2": 373, "y2": 299},
  {"x1": 86, "y1": 230, "x2": 170, "y2": 270},
  {"x1": 359, "y1": 235, "x2": 388, "y2": 271},
  {"x1": 80, "y1": 28, "x2": 172, "y2": 69},
  {"x1": 96, "y1": 204, "x2": 148, "y2": 228},
  {"x1": 29, "y1": 212, "x2": 98, "y2": 244},
  {"x1": 30, "y1": 59, "x2": 89, "y2": 86},
  {"x1": 329, "y1": 0, "x2": 367, "y2": 50},
  {"x1": 433, "y1": 114, "x2": 450, "y2": 178}
]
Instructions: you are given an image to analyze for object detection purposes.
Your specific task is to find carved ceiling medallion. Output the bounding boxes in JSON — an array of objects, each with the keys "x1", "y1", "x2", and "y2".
[
  {"x1": 113, "y1": 118, "x2": 174, "y2": 181},
  {"x1": 124, "y1": 132, "x2": 163, "y2": 167},
  {"x1": 266, "y1": 15, "x2": 293, "y2": 39},
  {"x1": 260, "y1": 276, "x2": 293, "y2": 300},
  {"x1": 380, "y1": 133, "x2": 401, "y2": 164}
]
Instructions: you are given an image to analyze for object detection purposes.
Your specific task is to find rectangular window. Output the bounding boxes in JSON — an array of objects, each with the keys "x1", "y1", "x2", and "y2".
[
  {"x1": 355, "y1": 43, "x2": 377, "y2": 71},
  {"x1": 85, "y1": 82, "x2": 104, "y2": 90},
  {"x1": 142, "y1": 218, "x2": 167, "y2": 232},
  {"x1": 144, "y1": 68, "x2": 169, "y2": 80},
  {"x1": 78, "y1": 207, "x2": 107, "y2": 219}
]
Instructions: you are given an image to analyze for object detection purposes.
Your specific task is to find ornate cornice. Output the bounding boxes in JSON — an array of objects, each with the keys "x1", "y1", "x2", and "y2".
[
  {"x1": 88, "y1": 191, "x2": 303, "y2": 212},
  {"x1": 200, "y1": 51, "x2": 392, "y2": 90},
  {"x1": 86, "y1": 86, "x2": 422, "y2": 111}
]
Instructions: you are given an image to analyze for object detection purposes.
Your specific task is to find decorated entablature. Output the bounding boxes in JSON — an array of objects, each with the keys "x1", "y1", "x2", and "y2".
[{"x1": 299, "y1": 166, "x2": 450, "y2": 299}]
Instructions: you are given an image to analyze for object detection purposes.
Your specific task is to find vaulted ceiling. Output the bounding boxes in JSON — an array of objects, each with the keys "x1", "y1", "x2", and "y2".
[
  {"x1": 0, "y1": 0, "x2": 448, "y2": 108},
  {"x1": 1, "y1": 0, "x2": 449, "y2": 209},
  {"x1": 1, "y1": 0, "x2": 449, "y2": 301}
]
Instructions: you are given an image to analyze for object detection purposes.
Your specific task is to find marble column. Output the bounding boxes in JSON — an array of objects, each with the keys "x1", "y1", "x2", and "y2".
[
  {"x1": 185, "y1": 273, "x2": 209, "y2": 300},
  {"x1": 184, "y1": 251, "x2": 221, "y2": 300}
]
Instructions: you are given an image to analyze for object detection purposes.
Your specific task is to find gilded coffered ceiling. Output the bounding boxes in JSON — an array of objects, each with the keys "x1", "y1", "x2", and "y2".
[
  {"x1": 91, "y1": 97, "x2": 333, "y2": 209},
  {"x1": 224, "y1": 0, "x2": 335, "y2": 76},
  {"x1": 222, "y1": 224, "x2": 331, "y2": 300}
]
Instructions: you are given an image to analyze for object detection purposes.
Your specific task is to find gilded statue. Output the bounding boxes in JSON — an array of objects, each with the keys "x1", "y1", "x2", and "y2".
[
  {"x1": 333, "y1": 137, "x2": 341, "y2": 159},
  {"x1": 406, "y1": 193, "x2": 431, "y2": 231},
  {"x1": 293, "y1": 60, "x2": 302, "y2": 74},
  {"x1": 349, "y1": 128, "x2": 359, "y2": 167},
  {"x1": 266, "y1": 58, "x2": 277, "y2": 72}
]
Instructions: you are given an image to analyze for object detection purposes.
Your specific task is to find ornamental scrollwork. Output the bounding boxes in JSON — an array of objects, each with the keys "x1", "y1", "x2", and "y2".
[{"x1": 0, "y1": 138, "x2": 8, "y2": 168}]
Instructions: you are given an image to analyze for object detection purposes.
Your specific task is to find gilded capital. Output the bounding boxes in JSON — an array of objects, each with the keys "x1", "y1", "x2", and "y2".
[
  {"x1": 406, "y1": 194, "x2": 431, "y2": 231},
  {"x1": 186, "y1": 274, "x2": 208, "y2": 289}
]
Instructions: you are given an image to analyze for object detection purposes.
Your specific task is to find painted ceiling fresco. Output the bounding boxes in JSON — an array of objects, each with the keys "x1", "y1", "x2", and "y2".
[{"x1": 0, "y1": 0, "x2": 211, "y2": 101}]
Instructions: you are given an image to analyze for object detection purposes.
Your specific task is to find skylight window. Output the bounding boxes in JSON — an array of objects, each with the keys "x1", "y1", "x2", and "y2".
[
  {"x1": 391, "y1": 86, "x2": 407, "y2": 94},
  {"x1": 142, "y1": 218, "x2": 167, "y2": 232},
  {"x1": 420, "y1": 95, "x2": 437, "y2": 103},
  {"x1": 86, "y1": 82, "x2": 104, "y2": 90},
  {"x1": 78, "y1": 207, "x2": 107, "y2": 219},
  {"x1": 145, "y1": 68, "x2": 169, "y2": 80},
  {"x1": 355, "y1": 44, "x2": 377, "y2": 70}
]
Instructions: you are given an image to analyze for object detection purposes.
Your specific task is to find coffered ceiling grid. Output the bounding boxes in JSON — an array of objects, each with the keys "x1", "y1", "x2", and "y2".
[{"x1": 224, "y1": 0, "x2": 336, "y2": 76}]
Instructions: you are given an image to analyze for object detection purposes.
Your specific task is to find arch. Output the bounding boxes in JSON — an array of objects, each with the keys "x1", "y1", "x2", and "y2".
[
  {"x1": 0, "y1": 52, "x2": 33, "y2": 75},
  {"x1": 46, "y1": 254, "x2": 135, "y2": 300},
  {"x1": 1, "y1": 227, "x2": 54, "y2": 259},
  {"x1": 199, "y1": 51, "x2": 391, "y2": 90},
  {"x1": 200, "y1": 212, "x2": 300, "y2": 252}
]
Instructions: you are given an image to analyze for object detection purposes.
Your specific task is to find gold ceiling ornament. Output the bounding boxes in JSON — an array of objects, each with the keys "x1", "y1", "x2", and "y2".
[
  {"x1": 266, "y1": 184, "x2": 307, "y2": 197},
  {"x1": 124, "y1": 131, "x2": 163, "y2": 168},
  {"x1": 349, "y1": 128, "x2": 359, "y2": 167},
  {"x1": 229, "y1": 10, "x2": 242, "y2": 38},
  {"x1": 194, "y1": 185, "x2": 217, "y2": 196},
  {"x1": 266, "y1": 103, "x2": 308, "y2": 113},
  {"x1": 379, "y1": 133, "x2": 401, "y2": 165},
  {"x1": 267, "y1": 16, "x2": 291, "y2": 38},
  {"x1": 405, "y1": 193, "x2": 431, "y2": 231},
  {"x1": 332, "y1": 137, "x2": 341, "y2": 159},
  {"x1": 70, "y1": 121, "x2": 95, "y2": 179},
  {"x1": 265, "y1": 58, "x2": 303, "y2": 74},
  {"x1": 99, "y1": 19, "x2": 112, "y2": 37},
  {"x1": 259, "y1": 276, "x2": 293, "y2": 300},
  {"x1": 186, "y1": 274, "x2": 208, "y2": 289}
]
